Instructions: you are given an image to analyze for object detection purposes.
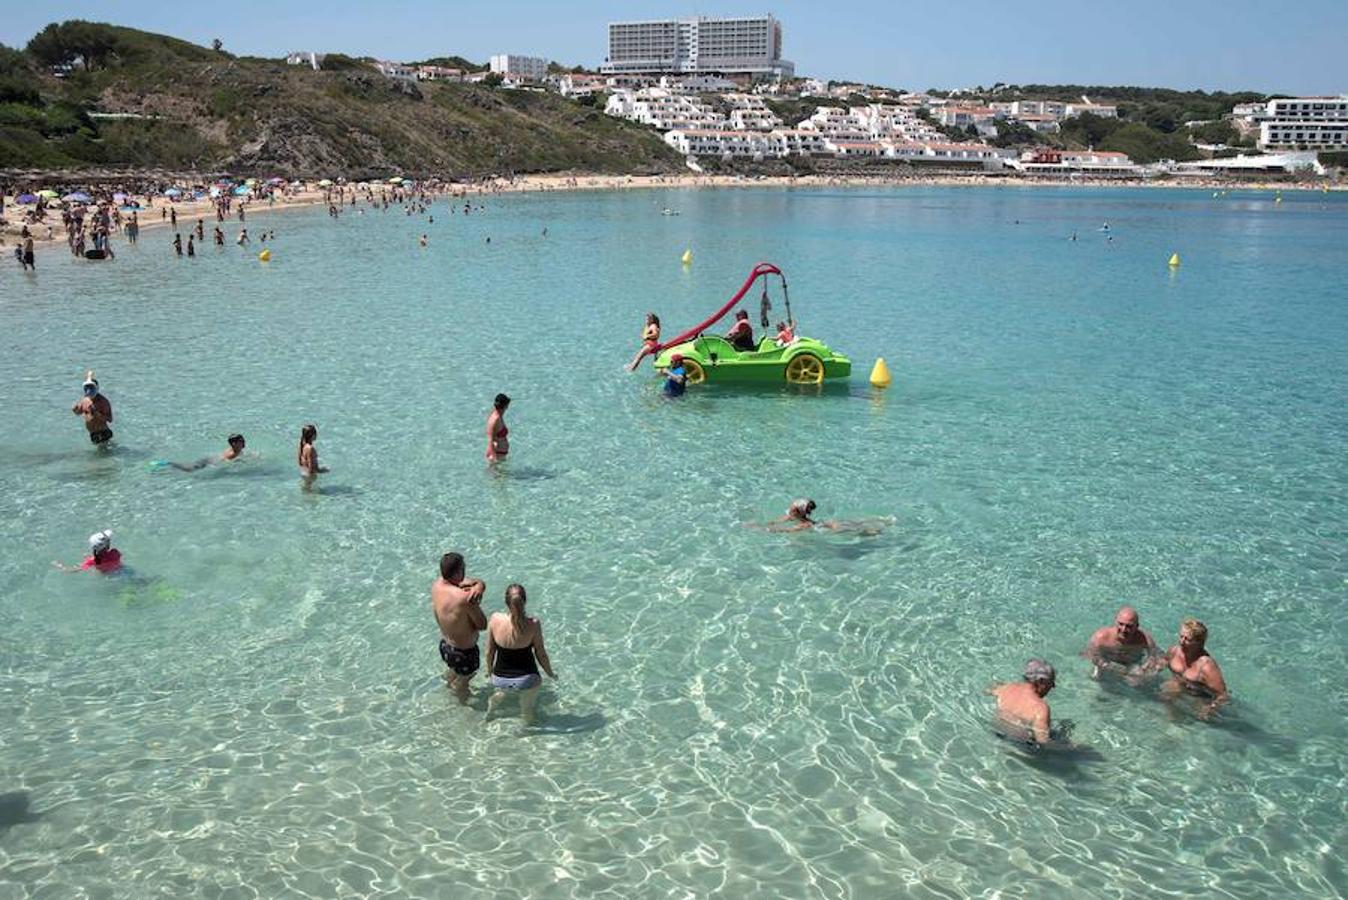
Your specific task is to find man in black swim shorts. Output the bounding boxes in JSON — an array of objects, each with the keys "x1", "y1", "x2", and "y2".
[
  {"x1": 72, "y1": 372, "x2": 114, "y2": 446},
  {"x1": 431, "y1": 552, "x2": 487, "y2": 703}
]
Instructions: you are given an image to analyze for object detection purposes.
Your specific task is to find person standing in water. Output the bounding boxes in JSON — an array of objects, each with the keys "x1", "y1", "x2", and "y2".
[
  {"x1": 486, "y1": 394, "x2": 510, "y2": 463},
  {"x1": 485, "y1": 584, "x2": 556, "y2": 724},
  {"x1": 297, "y1": 423, "x2": 328, "y2": 488},
  {"x1": 431, "y1": 552, "x2": 487, "y2": 703},
  {"x1": 663, "y1": 353, "x2": 687, "y2": 397},
  {"x1": 72, "y1": 372, "x2": 113, "y2": 445},
  {"x1": 991, "y1": 660, "x2": 1057, "y2": 745},
  {"x1": 1161, "y1": 618, "x2": 1228, "y2": 719}
]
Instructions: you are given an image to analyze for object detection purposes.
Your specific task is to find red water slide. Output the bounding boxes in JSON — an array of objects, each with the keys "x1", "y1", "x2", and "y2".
[{"x1": 655, "y1": 262, "x2": 784, "y2": 352}]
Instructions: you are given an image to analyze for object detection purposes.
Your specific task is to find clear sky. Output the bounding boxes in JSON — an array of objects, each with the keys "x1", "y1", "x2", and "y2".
[{"x1": 2, "y1": 0, "x2": 1343, "y2": 96}]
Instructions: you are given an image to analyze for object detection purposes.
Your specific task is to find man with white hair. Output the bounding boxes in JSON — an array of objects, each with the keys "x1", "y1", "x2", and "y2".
[{"x1": 991, "y1": 659, "x2": 1057, "y2": 745}]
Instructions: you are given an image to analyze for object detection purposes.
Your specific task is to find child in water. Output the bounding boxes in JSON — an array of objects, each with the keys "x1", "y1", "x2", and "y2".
[
  {"x1": 53, "y1": 530, "x2": 123, "y2": 574},
  {"x1": 626, "y1": 313, "x2": 661, "y2": 371}
]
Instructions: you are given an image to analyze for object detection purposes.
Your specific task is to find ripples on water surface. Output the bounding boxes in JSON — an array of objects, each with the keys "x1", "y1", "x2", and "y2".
[{"x1": 1, "y1": 187, "x2": 1346, "y2": 898}]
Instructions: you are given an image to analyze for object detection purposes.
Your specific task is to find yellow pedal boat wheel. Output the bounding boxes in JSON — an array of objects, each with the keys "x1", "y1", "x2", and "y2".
[
  {"x1": 785, "y1": 353, "x2": 825, "y2": 384},
  {"x1": 682, "y1": 358, "x2": 707, "y2": 384}
]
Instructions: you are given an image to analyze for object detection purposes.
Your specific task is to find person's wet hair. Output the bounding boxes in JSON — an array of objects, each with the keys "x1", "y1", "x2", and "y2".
[
  {"x1": 228, "y1": 433, "x2": 245, "y2": 446},
  {"x1": 440, "y1": 552, "x2": 465, "y2": 581},
  {"x1": 494, "y1": 393, "x2": 511, "y2": 411},
  {"x1": 505, "y1": 583, "x2": 527, "y2": 631}
]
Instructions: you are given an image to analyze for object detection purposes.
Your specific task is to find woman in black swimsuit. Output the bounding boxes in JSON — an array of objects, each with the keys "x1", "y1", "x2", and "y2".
[{"x1": 485, "y1": 584, "x2": 556, "y2": 724}]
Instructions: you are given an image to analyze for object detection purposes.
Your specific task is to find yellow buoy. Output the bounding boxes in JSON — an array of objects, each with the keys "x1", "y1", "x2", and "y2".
[
  {"x1": 258, "y1": 249, "x2": 271, "y2": 262},
  {"x1": 1167, "y1": 253, "x2": 1180, "y2": 267},
  {"x1": 869, "y1": 357, "x2": 892, "y2": 388},
  {"x1": 680, "y1": 249, "x2": 692, "y2": 265}
]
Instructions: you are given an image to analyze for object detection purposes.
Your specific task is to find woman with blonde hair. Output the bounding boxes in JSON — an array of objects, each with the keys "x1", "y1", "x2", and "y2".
[
  {"x1": 1161, "y1": 618, "x2": 1228, "y2": 719},
  {"x1": 485, "y1": 583, "x2": 555, "y2": 724}
]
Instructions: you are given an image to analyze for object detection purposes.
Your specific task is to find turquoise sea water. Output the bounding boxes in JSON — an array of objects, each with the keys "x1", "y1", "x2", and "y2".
[{"x1": 1, "y1": 186, "x2": 1345, "y2": 898}]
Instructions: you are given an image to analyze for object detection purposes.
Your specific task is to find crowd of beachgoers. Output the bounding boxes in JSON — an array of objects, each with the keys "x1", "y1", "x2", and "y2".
[{"x1": 29, "y1": 172, "x2": 1238, "y2": 737}]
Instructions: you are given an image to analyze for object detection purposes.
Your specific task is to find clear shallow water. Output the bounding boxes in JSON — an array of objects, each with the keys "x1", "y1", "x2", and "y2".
[{"x1": 1, "y1": 186, "x2": 1346, "y2": 898}]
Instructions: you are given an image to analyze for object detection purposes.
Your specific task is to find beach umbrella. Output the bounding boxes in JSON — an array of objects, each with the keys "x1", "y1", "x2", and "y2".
[
  {"x1": 164, "y1": 188, "x2": 182, "y2": 197},
  {"x1": 16, "y1": 193, "x2": 37, "y2": 204},
  {"x1": 268, "y1": 177, "x2": 285, "y2": 184},
  {"x1": 317, "y1": 178, "x2": 333, "y2": 187},
  {"x1": 209, "y1": 187, "x2": 221, "y2": 198},
  {"x1": 388, "y1": 176, "x2": 403, "y2": 184},
  {"x1": 37, "y1": 189, "x2": 60, "y2": 199},
  {"x1": 245, "y1": 178, "x2": 258, "y2": 186},
  {"x1": 233, "y1": 186, "x2": 250, "y2": 195},
  {"x1": 63, "y1": 191, "x2": 93, "y2": 203},
  {"x1": 113, "y1": 191, "x2": 128, "y2": 201}
]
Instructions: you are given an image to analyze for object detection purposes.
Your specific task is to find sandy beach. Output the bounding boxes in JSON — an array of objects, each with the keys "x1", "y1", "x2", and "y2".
[{"x1": 5, "y1": 171, "x2": 1339, "y2": 252}]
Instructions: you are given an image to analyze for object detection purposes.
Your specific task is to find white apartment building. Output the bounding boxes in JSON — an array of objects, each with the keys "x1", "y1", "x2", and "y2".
[
  {"x1": 489, "y1": 55, "x2": 550, "y2": 81},
  {"x1": 558, "y1": 74, "x2": 608, "y2": 98},
  {"x1": 769, "y1": 129, "x2": 830, "y2": 156},
  {"x1": 664, "y1": 129, "x2": 772, "y2": 158},
  {"x1": 1247, "y1": 97, "x2": 1348, "y2": 150},
  {"x1": 603, "y1": 15, "x2": 794, "y2": 79},
  {"x1": 1065, "y1": 102, "x2": 1117, "y2": 119},
  {"x1": 606, "y1": 88, "x2": 725, "y2": 131}
]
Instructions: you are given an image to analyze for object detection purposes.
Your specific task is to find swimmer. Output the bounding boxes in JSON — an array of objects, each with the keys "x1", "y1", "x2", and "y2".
[
  {"x1": 1160, "y1": 618, "x2": 1228, "y2": 719},
  {"x1": 663, "y1": 353, "x2": 687, "y2": 397},
  {"x1": 1084, "y1": 605, "x2": 1157, "y2": 680},
  {"x1": 486, "y1": 394, "x2": 510, "y2": 463},
  {"x1": 625, "y1": 313, "x2": 661, "y2": 371},
  {"x1": 419, "y1": 234, "x2": 428, "y2": 247},
  {"x1": 431, "y1": 552, "x2": 487, "y2": 704},
  {"x1": 990, "y1": 660, "x2": 1056, "y2": 745},
  {"x1": 236, "y1": 228, "x2": 249, "y2": 245},
  {"x1": 72, "y1": 372, "x2": 113, "y2": 446},
  {"x1": 53, "y1": 530, "x2": 123, "y2": 575},
  {"x1": 297, "y1": 423, "x2": 328, "y2": 487},
  {"x1": 173, "y1": 233, "x2": 182, "y2": 256},
  {"x1": 485, "y1": 584, "x2": 556, "y2": 724},
  {"x1": 167, "y1": 433, "x2": 246, "y2": 471}
]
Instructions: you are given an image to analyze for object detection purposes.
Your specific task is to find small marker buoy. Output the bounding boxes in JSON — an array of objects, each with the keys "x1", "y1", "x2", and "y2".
[
  {"x1": 258, "y1": 249, "x2": 271, "y2": 262},
  {"x1": 869, "y1": 357, "x2": 892, "y2": 388},
  {"x1": 681, "y1": 249, "x2": 693, "y2": 265},
  {"x1": 1167, "y1": 253, "x2": 1180, "y2": 267}
]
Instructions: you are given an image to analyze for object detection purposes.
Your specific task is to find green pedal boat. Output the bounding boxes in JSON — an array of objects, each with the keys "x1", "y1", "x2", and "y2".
[{"x1": 650, "y1": 263, "x2": 852, "y2": 386}]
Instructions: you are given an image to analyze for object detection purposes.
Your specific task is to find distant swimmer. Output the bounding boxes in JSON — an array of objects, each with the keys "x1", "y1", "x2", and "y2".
[
  {"x1": 186, "y1": 235, "x2": 195, "y2": 257},
  {"x1": 1084, "y1": 605, "x2": 1157, "y2": 679},
  {"x1": 297, "y1": 423, "x2": 329, "y2": 488},
  {"x1": 72, "y1": 372, "x2": 113, "y2": 445},
  {"x1": 214, "y1": 226, "x2": 224, "y2": 246},
  {"x1": 53, "y1": 530, "x2": 123, "y2": 575},
  {"x1": 1099, "y1": 222, "x2": 1110, "y2": 232},
  {"x1": 991, "y1": 660, "x2": 1057, "y2": 746},
  {"x1": 1160, "y1": 618, "x2": 1228, "y2": 719},
  {"x1": 626, "y1": 313, "x2": 661, "y2": 371},
  {"x1": 419, "y1": 234, "x2": 428, "y2": 247},
  {"x1": 486, "y1": 394, "x2": 510, "y2": 463},
  {"x1": 237, "y1": 229, "x2": 249, "y2": 246},
  {"x1": 163, "y1": 433, "x2": 246, "y2": 471},
  {"x1": 432, "y1": 551, "x2": 487, "y2": 704},
  {"x1": 756, "y1": 499, "x2": 889, "y2": 535},
  {"x1": 173, "y1": 233, "x2": 183, "y2": 256},
  {"x1": 485, "y1": 583, "x2": 557, "y2": 724}
]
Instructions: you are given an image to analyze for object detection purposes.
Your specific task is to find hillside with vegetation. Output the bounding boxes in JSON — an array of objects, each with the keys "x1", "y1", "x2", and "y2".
[{"x1": 0, "y1": 21, "x2": 682, "y2": 177}]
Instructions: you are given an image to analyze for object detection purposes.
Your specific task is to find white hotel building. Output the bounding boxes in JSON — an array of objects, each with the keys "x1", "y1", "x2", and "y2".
[
  {"x1": 1246, "y1": 97, "x2": 1348, "y2": 151},
  {"x1": 602, "y1": 15, "x2": 794, "y2": 80},
  {"x1": 489, "y1": 55, "x2": 550, "y2": 81}
]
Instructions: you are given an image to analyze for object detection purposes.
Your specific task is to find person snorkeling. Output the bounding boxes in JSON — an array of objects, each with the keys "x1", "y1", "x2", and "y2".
[
  {"x1": 71, "y1": 371, "x2": 113, "y2": 446},
  {"x1": 53, "y1": 530, "x2": 123, "y2": 575}
]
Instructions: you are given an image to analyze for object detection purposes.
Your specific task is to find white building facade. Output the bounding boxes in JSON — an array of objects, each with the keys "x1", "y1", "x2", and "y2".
[
  {"x1": 603, "y1": 15, "x2": 794, "y2": 80},
  {"x1": 489, "y1": 55, "x2": 550, "y2": 81},
  {"x1": 1250, "y1": 97, "x2": 1348, "y2": 150}
]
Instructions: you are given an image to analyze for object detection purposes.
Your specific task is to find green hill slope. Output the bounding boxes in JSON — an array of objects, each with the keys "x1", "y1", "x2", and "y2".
[{"x1": 1, "y1": 21, "x2": 681, "y2": 176}]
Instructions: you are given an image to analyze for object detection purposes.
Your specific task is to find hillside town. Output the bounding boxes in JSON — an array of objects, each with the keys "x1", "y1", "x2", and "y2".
[{"x1": 279, "y1": 13, "x2": 1346, "y2": 178}]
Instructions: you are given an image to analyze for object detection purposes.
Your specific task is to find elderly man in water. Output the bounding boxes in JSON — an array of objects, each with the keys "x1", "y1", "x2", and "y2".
[
  {"x1": 991, "y1": 659, "x2": 1057, "y2": 745},
  {"x1": 1084, "y1": 605, "x2": 1157, "y2": 679}
]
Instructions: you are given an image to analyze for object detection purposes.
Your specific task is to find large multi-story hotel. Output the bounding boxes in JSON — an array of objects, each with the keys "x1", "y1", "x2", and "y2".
[
  {"x1": 601, "y1": 15, "x2": 794, "y2": 80},
  {"x1": 1233, "y1": 96, "x2": 1348, "y2": 151}
]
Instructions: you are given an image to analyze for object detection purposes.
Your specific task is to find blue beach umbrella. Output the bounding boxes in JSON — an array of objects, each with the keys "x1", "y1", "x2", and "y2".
[
  {"x1": 233, "y1": 186, "x2": 250, "y2": 196},
  {"x1": 63, "y1": 191, "x2": 92, "y2": 203},
  {"x1": 16, "y1": 193, "x2": 37, "y2": 204},
  {"x1": 164, "y1": 188, "x2": 182, "y2": 197}
]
